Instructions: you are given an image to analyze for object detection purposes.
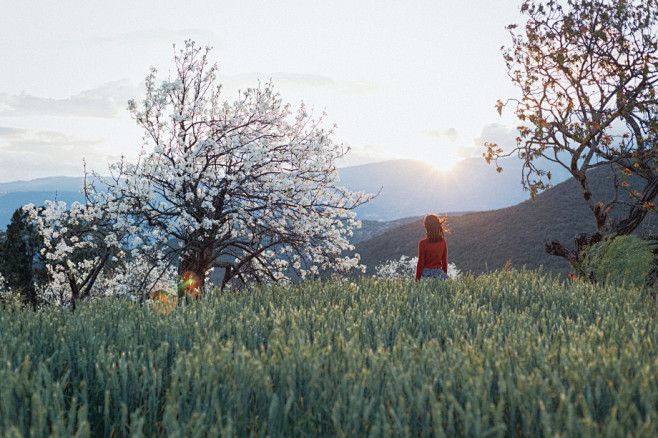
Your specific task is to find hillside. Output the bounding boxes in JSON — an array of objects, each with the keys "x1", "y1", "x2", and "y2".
[
  {"x1": 355, "y1": 167, "x2": 658, "y2": 277},
  {"x1": 352, "y1": 211, "x2": 473, "y2": 244},
  {"x1": 351, "y1": 217, "x2": 422, "y2": 244}
]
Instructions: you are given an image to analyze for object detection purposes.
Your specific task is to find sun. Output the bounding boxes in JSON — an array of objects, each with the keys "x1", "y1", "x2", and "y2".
[
  {"x1": 431, "y1": 158, "x2": 458, "y2": 171},
  {"x1": 428, "y1": 151, "x2": 461, "y2": 171},
  {"x1": 414, "y1": 141, "x2": 464, "y2": 171}
]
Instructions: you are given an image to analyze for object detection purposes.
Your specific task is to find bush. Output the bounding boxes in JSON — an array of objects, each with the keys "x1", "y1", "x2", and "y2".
[
  {"x1": 0, "y1": 273, "x2": 20, "y2": 308},
  {"x1": 578, "y1": 234, "x2": 657, "y2": 288},
  {"x1": 374, "y1": 255, "x2": 461, "y2": 280}
]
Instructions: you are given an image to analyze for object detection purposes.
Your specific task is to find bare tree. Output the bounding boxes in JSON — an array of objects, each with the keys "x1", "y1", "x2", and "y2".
[{"x1": 487, "y1": 0, "x2": 658, "y2": 267}]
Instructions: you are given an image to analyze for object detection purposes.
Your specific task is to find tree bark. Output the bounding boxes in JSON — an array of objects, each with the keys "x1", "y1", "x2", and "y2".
[{"x1": 545, "y1": 232, "x2": 604, "y2": 274}]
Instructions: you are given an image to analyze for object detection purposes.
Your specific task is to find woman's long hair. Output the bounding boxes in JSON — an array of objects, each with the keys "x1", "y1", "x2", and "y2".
[{"x1": 423, "y1": 213, "x2": 447, "y2": 243}]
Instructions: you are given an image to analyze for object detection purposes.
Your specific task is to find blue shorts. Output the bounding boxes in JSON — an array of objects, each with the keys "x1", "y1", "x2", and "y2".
[{"x1": 421, "y1": 267, "x2": 449, "y2": 280}]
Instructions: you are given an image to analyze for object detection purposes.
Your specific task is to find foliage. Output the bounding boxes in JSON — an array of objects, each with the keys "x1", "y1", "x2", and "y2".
[
  {"x1": 576, "y1": 233, "x2": 657, "y2": 287},
  {"x1": 488, "y1": 0, "x2": 658, "y2": 263},
  {"x1": 374, "y1": 254, "x2": 461, "y2": 280},
  {"x1": 1, "y1": 272, "x2": 656, "y2": 436},
  {"x1": 0, "y1": 208, "x2": 46, "y2": 309}
]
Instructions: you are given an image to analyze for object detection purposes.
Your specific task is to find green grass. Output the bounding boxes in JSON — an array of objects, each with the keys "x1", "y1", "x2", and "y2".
[{"x1": 1, "y1": 271, "x2": 657, "y2": 436}]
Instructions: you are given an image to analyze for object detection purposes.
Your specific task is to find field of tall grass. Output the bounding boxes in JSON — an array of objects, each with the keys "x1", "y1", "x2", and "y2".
[{"x1": 1, "y1": 270, "x2": 656, "y2": 437}]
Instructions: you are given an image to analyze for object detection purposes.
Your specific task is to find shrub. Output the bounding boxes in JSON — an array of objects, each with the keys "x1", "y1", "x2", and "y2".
[
  {"x1": 577, "y1": 234, "x2": 657, "y2": 288},
  {"x1": 374, "y1": 255, "x2": 461, "y2": 280},
  {"x1": 0, "y1": 273, "x2": 21, "y2": 309}
]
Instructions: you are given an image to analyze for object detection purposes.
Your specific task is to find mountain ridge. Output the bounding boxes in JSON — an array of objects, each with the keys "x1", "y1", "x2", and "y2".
[
  {"x1": 0, "y1": 176, "x2": 85, "y2": 194},
  {"x1": 339, "y1": 157, "x2": 571, "y2": 220},
  {"x1": 0, "y1": 157, "x2": 570, "y2": 229}
]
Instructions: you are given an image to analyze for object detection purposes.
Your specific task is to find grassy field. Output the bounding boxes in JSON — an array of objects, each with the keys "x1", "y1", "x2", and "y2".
[{"x1": 1, "y1": 271, "x2": 657, "y2": 437}]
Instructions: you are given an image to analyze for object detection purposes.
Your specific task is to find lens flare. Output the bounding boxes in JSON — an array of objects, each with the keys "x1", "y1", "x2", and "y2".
[
  {"x1": 181, "y1": 271, "x2": 201, "y2": 297},
  {"x1": 149, "y1": 289, "x2": 177, "y2": 315}
]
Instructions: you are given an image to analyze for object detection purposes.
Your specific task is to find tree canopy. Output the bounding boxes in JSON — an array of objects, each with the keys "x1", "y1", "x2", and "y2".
[
  {"x1": 0, "y1": 208, "x2": 46, "y2": 309},
  {"x1": 487, "y1": 0, "x2": 658, "y2": 265}
]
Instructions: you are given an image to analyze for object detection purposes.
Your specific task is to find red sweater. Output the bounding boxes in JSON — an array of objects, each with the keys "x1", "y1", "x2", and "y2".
[{"x1": 415, "y1": 237, "x2": 448, "y2": 281}]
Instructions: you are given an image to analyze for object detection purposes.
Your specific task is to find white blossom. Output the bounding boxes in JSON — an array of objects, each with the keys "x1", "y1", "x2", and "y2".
[
  {"x1": 374, "y1": 255, "x2": 462, "y2": 280},
  {"x1": 95, "y1": 40, "x2": 373, "y2": 291},
  {"x1": 20, "y1": 40, "x2": 374, "y2": 303}
]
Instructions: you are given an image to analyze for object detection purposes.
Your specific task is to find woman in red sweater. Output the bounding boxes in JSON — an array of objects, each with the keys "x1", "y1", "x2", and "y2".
[{"x1": 415, "y1": 213, "x2": 449, "y2": 281}]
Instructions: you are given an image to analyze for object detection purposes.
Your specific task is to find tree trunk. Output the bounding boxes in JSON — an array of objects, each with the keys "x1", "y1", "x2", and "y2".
[
  {"x1": 546, "y1": 175, "x2": 658, "y2": 273},
  {"x1": 66, "y1": 270, "x2": 79, "y2": 312},
  {"x1": 545, "y1": 232, "x2": 603, "y2": 275},
  {"x1": 220, "y1": 265, "x2": 234, "y2": 291}
]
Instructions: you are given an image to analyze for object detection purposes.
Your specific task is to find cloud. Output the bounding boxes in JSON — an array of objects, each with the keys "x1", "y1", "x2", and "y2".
[
  {"x1": 0, "y1": 126, "x2": 121, "y2": 182},
  {"x1": 0, "y1": 80, "x2": 140, "y2": 118},
  {"x1": 0, "y1": 127, "x2": 101, "y2": 152},
  {"x1": 421, "y1": 128, "x2": 458, "y2": 143},
  {"x1": 51, "y1": 28, "x2": 223, "y2": 53},
  {"x1": 219, "y1": 72, "x2": 382, "y2": 97},
  {"x1": 474, "y1": 123, "x2": 519, "y2": 150},
  {"x1": 457, "y1": 123, "x2": 519, "y2": 158},
  {"x1": 0, "y1": 127, "x2": 24, "y2": 137},
  {"x1": 336, "y1": 143, "x2": 394, "y2": 167}
]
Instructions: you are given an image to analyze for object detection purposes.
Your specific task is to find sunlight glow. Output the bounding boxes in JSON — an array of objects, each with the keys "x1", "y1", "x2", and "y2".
[
  {"x1": 430, "y1": 157, "x2": 459, "y2": 171},
  {"x1": 427, "y1": 150, "x2": 462, "y2": 171},
  {"x1": 180, "y1": 271, "x2": 201, "y2": 297}
]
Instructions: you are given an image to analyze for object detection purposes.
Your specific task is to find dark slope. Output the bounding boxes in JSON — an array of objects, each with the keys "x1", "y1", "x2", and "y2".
[{"x1": 355, "y1": 167, "x2": 658, "y2": 277}]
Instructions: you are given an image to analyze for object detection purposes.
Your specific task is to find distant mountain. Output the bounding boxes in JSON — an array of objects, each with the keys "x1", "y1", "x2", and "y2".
[
  {"x1": 3, "y1": 164, "x2": 655, "y2": 279},
  {"x1": 0, "y1": 157, "x2": 569, "y2": 229},
  {"x1": 0, "y1": 176, "x2": 84, "y2": 194},
  {"x1": 354, "y1": 167, "x2": 658, "y2": 278},
  {"x1": 338, "y1": 157, "x2": 572, "y2": 221},
  {"x1": 0, "y1": 177, "x2": 86, "y2": 229}
]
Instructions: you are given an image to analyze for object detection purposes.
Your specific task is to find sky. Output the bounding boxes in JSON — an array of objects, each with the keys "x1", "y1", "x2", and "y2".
[{"x1": 0, "y1": 0, "x2": 526, "y2": 182}]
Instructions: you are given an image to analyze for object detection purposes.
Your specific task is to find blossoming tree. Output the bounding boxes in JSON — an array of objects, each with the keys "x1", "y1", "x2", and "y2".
[
  {"x1": 95, "y1": 41, "x2": 371, "y2": 292},
  {"x1": 23, "y1": 196, "x2": 132, "y2": 308}
]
